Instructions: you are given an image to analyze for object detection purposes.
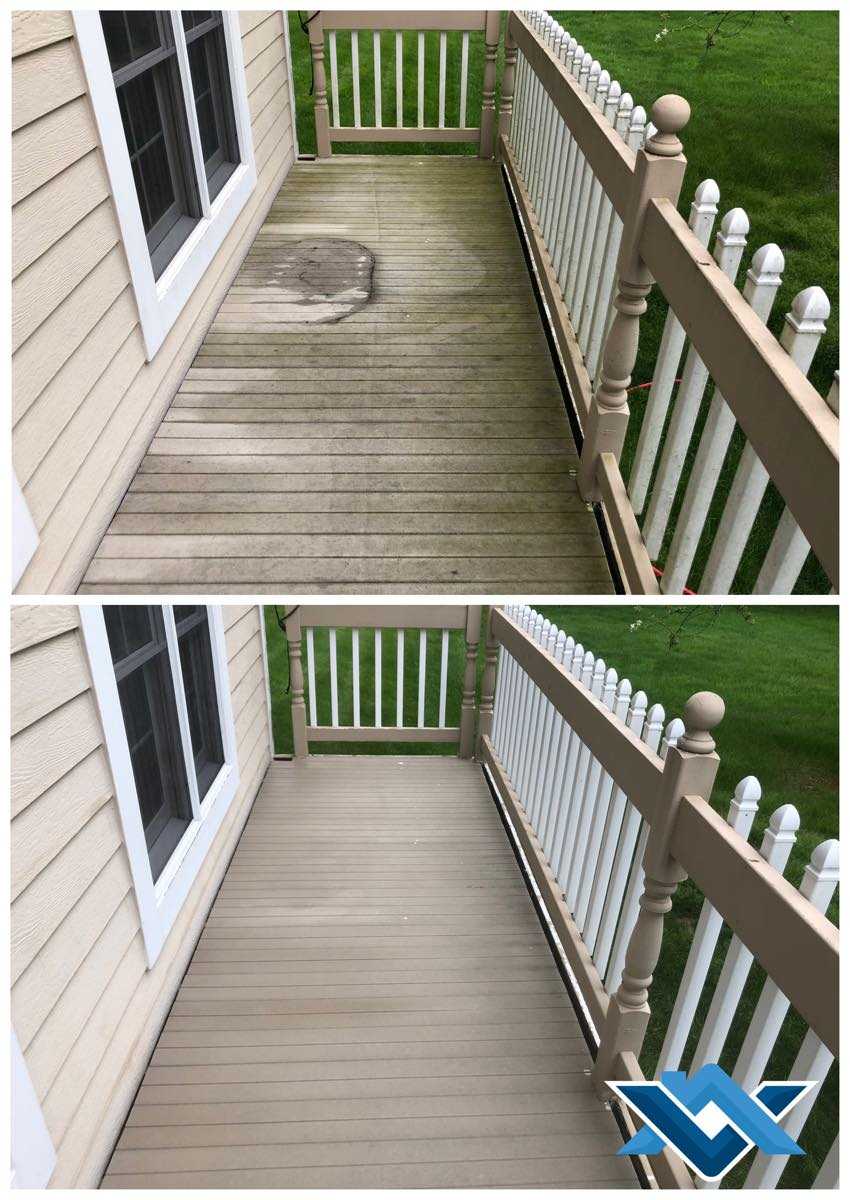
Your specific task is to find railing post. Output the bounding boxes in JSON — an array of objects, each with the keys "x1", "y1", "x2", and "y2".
[
  {"x1": 284, "y1": 608, "x2": 309, "y2": 757},
  {"x1": 308, "y1": 12, "x2": 332, "y2": 158},
  {"x1": 479, "y1": 12, "x2": 501, "y2": 159},
  {"x1": 459, "y1": 605, "x2": 482, "y2": 758},
  {"x1": 592, "y1": 690, "x2": 723, "y2": 1091},
  {"x1": 578, "y1": 95, "x2": 690, "y2": 500},
  {"x1": 475, "y1": 606, "x2": 499, "y2": 758},
  {"x1": 497, "y1": 20, "x2": 517, "y2": 159}
]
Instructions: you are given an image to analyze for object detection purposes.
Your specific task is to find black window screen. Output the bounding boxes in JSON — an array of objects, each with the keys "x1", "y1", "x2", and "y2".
[
  {"x1": 106, "y1": 607, "x2": 193, "y2": 882},
  {"x1": 174, "y1": 606, "x2": 225, "y2": 799},
  {"x1": 182, "y1": 13, "x2": 239, "y2": 201},
  {"x1": 101, "y1": 11, "x2": 200, "y2": 278}
]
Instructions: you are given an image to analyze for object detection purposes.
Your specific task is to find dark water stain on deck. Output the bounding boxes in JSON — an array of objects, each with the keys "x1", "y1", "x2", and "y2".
[{"x1": 256, "y1": 237, "x2": 375, "y2": 322}]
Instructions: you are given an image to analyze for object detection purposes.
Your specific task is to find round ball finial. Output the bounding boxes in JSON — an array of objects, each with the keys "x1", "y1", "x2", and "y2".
[
  {"x1": 647, "y1": 94, "x2": 691, "y2": 156},
  {"x1": 679, "y1": 691, "x2": 724, "y2": 753}
]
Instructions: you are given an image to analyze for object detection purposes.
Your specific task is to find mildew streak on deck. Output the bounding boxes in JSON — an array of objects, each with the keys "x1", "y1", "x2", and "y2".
[
  {"x1": 81, "y1": 158, "x2": 612, "y2": 594},
  {"x1": 101, "y1": 757, "x2": 635, "y2": 1189}
]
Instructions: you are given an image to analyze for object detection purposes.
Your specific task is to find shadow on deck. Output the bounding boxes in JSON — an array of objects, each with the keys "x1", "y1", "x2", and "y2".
[
  {"x1": 101, "y1": 757, "x2": 635, "y2": 1188},
  {"x1": 81, "y1": 157, "x2": 613, "y2": 594}
]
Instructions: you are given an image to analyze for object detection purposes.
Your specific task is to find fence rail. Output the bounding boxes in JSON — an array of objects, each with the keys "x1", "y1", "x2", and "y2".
[
  {"x1": 309, "y1": 11, "x2": 501, "y2": 157},
  {"x1": 500, "y1": 10, "x2": 838, "y2": 593},
  {"x1": 479, "y1": 602, "x2": 838, "y2": 1189},
  {"x1": 285, "y1": 604, "x2": 481, "y2": 755}
]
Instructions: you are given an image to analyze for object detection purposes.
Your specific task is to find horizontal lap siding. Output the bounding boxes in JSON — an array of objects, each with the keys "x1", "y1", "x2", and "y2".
[
  {"x1": 10, "y1": 605, "x2": 272, "y2": 1186},
  {"x1": 12, "y1": 12, "x2": 296, "y2": 593}
]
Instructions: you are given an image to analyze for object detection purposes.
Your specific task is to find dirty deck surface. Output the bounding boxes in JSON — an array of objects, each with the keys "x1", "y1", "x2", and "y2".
[
  {"x1": 101, "y1": 757, "x2": 635, "y2": 1188},
  {"x1": 82, "y1": 157, "x2": 613, "y2": 593}
]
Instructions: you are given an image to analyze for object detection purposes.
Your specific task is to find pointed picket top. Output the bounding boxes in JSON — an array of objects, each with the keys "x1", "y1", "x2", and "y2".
[
  {"x1": 630, "y1": 106, "x2": 648, "y2": 152},
  {"x1": 595, "y1": 68, "x2": 611, "y2": 110},
  {"x1": 626, "y1": 687, "x2": 648, "y2": 734},
  {"x1": 564, "y1": 35, "x2": 578, "y2": 70},
  {"x1": 641, "y1": 701, "x2": 666, "y2": 755},
  {"x1": 713, "y1": 208, "x2": 750, "y2": 283},
  {"x1": 604, "y1": 78, "x2": 622, "y2": 126},
  {"x1": 781, "y1": 286, "x2": 830, "y2": 374},
  {"x1": 579, "y1": 51, "x2": 593, "y2": 88},
  {"x1": 552, "y1": 630, "x2": 569, "y2": 669},
  {"x1": 826, "y1": 370, "x2": 839, "y2": 416},
  {"x1": 537, "y1": 616, "x2": 551, "y2": 648},
  {"x1": 728, "y1": 775, "x2": 761, "y2": 834},
  {"x1": 747, "y1": 242, "x2": 785, "y2": 287},
  {"x1": 590, "y1": 657, "x2": 607, "y2": 698},
  {"x1": 688, "y1": 178, "x2": 721, "y2": 245},
  {"x1": 613, "y1": 677, "x2": 633, "y2": 723},
  {"x1": 543, "y1": 620, "x2": 557, "y2": 656},
  {"x1": 602, "y1": 666, "x2": 619, "y2": 709},
  {"x1": 571, "y1": 44, "x2": 585, "y2": 78},
  {"x1": 801, "y1": 839, "x2": 840, "y2": 912},
  {"x1": 570, "y1": 642, "x2": 585, "y2": 676},
  {"x1": 588, "y1": 59, "x2": 602, "y2": 91},
  {"x1": 662, "y1": 714, "x2": 686, "y2": 752},
  {"x1": 758, "y1": 802, "x2": 800, "y2": 875}
]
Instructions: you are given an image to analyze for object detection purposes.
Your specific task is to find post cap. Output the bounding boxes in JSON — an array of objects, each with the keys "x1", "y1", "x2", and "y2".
[
  {"x1": 647, "y1": 94, "x2": 691, "y2": 156},
  {"x1": 679, "y1": 691, "x2": 724, "y2": 753}
]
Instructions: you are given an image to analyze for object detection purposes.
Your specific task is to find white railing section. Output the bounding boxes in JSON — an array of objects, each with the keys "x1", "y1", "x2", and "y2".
[
  {"x1": 490, "y1": 601, "x2": 683, "y2": 994},
  {"x1": 305, "y1": 623, "x2": 453, "y2": 737},
  {"x1": 509, "y1": 12, "x2": 647, "y2": 389},
  {"x1": 503, "y1": 12, "x2": 837, "y2": 594},
  {"x1": 486, "y1": 601, "x2": 838, "y2": 1188}
]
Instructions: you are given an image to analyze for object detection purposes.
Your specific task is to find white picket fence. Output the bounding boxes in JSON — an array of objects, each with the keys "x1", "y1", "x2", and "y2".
[
  {"x1": 488, "y1": 601, "x2": 838, "y2": 1188},
  {"x1": 507, "y1": 11, "x2": 837, "y2": 594}
]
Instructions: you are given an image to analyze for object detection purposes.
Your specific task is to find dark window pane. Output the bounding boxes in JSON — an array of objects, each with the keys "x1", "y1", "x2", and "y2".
[
  {"x1": 182, "y1": 11, "x2": 214, "y2": 32},
  {"x1": 175, "y1": 607, "x2": 225, "y2": 800},
  {"x1": 184, "y1": 24, "x2": 239, "y2": 199},
  {"x1": 101, "y1": 11, "x2": 162, "y2": 71},
  {"x1": 107, "y1": 606, "x2": 193, "y2": 883}
]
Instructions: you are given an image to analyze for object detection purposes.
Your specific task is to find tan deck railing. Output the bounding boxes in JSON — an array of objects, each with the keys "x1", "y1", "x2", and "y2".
[
  {"x1": 500, "y1": 11, "x2": 838, "y2": 592},
  {"x1": 308, "y1": 11, "x2": 501, "y2": 157}
]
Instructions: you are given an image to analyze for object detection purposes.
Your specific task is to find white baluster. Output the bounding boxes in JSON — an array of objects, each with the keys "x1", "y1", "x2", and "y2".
[
  {"x1": 662, "y1": 243, "x2": 784, "y2": 594},
  {"x1": 306, "y1": 626, "x2": 317, "y2": 725},
  {"x1": 329, "y1": 31, "x2": 340, "y2": 127},
  {"x1": 437, "y1": 31, "x2": 447, "y2": 128},
  {"x1": 553, "y1": 51, "x2": 592, "y2": 289},
  {"x1": 528, "y1": 628, "x2": 566, "y2": 829},
  {"x1": 506, "y1": 608, "x2": 540, "y2": 786},
  {"x1": 416, "y1": 31, "x2": 423, "y2": 128},
  {"x1": 329, "y1": 627, "x2": 339, "y2": 726},
  {"x1": 548, "y1": 645, "x2": 593, "y2": 871},
  {"x1": 518, "y1": 618, "x2": 554, "y2": 803},
  {"x1": 643, "y1": 207, "x2": 750, "y2": 561},
  {"x1": 438, "y1": 628, "x2": 449, "y2": 729},
  {"x1": 576, "y1": 77, "x2": 622, "y2": 349},
  {"x1": 417, "y1": 629, "x2": 426, "y2": 727},
  {"x1": 542, "y1": 641, "x2": 585, "y2": 863},
  {"x1": 702, "y1": 286, "x2": 830, "y2": 592},
  {"x1": 812, "y1": 1137, "x2": 838, "y2": 1189},
  {"x1": 535, "y1": 22, "x2": 566, "y2": 224},
  {"x1": 559, "y1": 655, "x2": 606, "y2": 903},
  {"x1": 628, "y1": 179, "x2": 721, "y2": 512},
  {"x1": 396, "y1": 628, "x2": 404, "y2": 727},
  {"x1": 656, "y1": 776, "x2": 761, "y2": 1073},
  {"x1": 542, "y1": 36, "x2": 576, "y2": 247},
  {"x1": 373, "y1": 32, "x2": 382, "y2": 127},
  {"x1": 459, "y1": 31, "x2": 469, "y2": 127},
  {"x1": 352, "y1": 628, "x2": 360, "y2": 727},
  {"x1": 395, "y1": 31, "x2": 403, "y2": 128},
  {"x1": 563, "y1": 59, "x2": 601, "y2": 305},
  {"x1": 534, "y1": 633, "x2": 575, "y2": 838},
  {"x1": 690, "y1": 804, "x2": 800, "y2": 1070},
  {"x1": 374, "y1": 628, "x2": 381, "y2": 727},
  {"x1": 573, "y1": 665, "x2": 621, "y2": 928},
  {"x1": 572, "y1": 69, "x2": 612, "y2": 349},
  {"x1": 351, "y1": 32, "x2": 361, "y2": 127}
]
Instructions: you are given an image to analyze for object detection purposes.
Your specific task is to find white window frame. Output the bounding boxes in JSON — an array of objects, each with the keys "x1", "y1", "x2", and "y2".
[
  {"x1": 11, "y1": 1028, "x2": 56, "y2": 1188},
  {"x1": 81, "y1": 605, "x2": 239, "y2": 967},
  {"x1": 73, "y1": 10, "x2": 256, "y2": 360}
]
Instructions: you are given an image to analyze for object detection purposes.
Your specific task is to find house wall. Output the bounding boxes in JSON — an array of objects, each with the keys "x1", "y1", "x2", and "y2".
[
  {"x1": 12, "y1": 11, "x2": 297, "y2": 594},
  {"x1": 10, "y1": 604, "x2": 274, "y2": 1187}
]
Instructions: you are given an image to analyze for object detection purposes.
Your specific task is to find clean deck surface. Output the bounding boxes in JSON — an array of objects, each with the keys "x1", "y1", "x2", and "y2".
[
  {"x1": 102, "y1": 757, "x2": 635, "y2": 1188},
  {"x1": 82, "y1": 157, "x2": 612, "y2": 593}
]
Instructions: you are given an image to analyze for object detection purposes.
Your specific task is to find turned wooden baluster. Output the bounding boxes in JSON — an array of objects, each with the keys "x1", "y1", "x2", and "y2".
[
  {"x1": 308, "y1": 13, "x2": 332, "y2": 158},
  {"x1": 592, "y1": 690, "x2": 724, "y2": 1089},
  {"x1": 479, "y1": 12, "x2": 501, "y2": 158},
  {"x1": 459, "y1": 606, "x2": 482, "y2": 758},
  {"x1": 285, "y1": 608, "x2": 309, "y2": 757},
  {"x1": 475, "y1": 606, "x2": 500, "y2": 757},
  {"x1": 497, "y1": 21, "x2": 518, "y2": 157},
  {"x1": 578, "y1": 94, "x2": 691, "y2": 500}
]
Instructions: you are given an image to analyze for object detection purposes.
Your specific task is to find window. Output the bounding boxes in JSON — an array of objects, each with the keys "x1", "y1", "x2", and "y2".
[
  {"x1": 81, "y1": 605, "x2": 239, "y2": 966},
  {"x1": 73, "y1": 10, "x2": 256, "y2": 359}
]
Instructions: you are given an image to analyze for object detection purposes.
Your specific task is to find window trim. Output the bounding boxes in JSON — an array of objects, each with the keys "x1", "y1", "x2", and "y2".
[
  {"x1": 81, "y1": 605, "x2": 239, "y2": 967},
  {"x1": 73, "y1": 11, "x2": 256, "y2": 360},
  {"x1": 11, "y1": 1028, "x2": 56, "y2": 1188}
]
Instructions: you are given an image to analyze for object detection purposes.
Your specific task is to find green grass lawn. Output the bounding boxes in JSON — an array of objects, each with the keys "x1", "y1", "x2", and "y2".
[
  {"x1": 265, "y1": 602, "x2": 838, "y2": 1186},
  {"x1": 287, "y1": 11, "x2": 837, "y2": 593}
]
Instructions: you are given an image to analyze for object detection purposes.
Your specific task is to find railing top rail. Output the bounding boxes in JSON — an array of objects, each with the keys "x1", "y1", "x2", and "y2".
[
  {"x1": 507, "y1": 10, "x2": 636, "y2": 219},
  {"x1": 491, "y1": 606, "x2": 665, "y2": 816},
  {"x1": 297, "y1": 604, "x2": 475, "y2": 632},
  {"x1": 672, "y1": 795, "x2": 839, "y2": 1055},
  {"x1": 643, "y1": 198, "x2": 839, "y2": 584},
  {"x1": 319, "y1": 11, "x2": 492, "y2": 33}
]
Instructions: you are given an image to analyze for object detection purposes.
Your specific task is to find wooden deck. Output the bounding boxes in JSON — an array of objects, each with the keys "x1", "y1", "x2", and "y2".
[
  {"x1": 81, "y1": 157, "x2": 613, "y2": 594},
  {"x1": 102, "y1": 757, "x2": 636, "y2": 1188}
]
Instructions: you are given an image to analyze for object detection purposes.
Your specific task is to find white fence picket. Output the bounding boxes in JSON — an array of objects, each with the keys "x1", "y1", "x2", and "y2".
[
  {"x1": 306, "y1": 626, "x2": 317, "y2": 725},
  {"x1": 373, "y1": 32, "x2": 382, "y2": 127},
  {"x1": 415, "y1": 31, "x2": 423, "y2": 127},
  {"x1": 574, "y1": 666, "x2": 621, "y2": 928},
  {"x1": 374, "y1": 628, "x2": 382, "y2": 727},
  {"x1": 702, "y1": 286, "x2": 830, "y2": 592},
  {"x1": 329, "y1": 31, "x2": 340, "y2": 127},
  {"x1": 417, "y1": 629, "x2": 427, "y2": 727},
  {"x1": 438, "y1": 629, "x2": 449, "y2": 728},
  {"x1": 690, "y1": 803, "x2": 800, "y2": 1071},
  {"x1": 396, "y1": 628, "x2": 404, "y2": 726},
  {"x1": 329, "y1": 628, "x2": 339, "y2": 726},
  {"x1": 656, "y1": 776, "x2": 761, "y2": 1074},
  {"x1": 643, "y1": 207, "x2": 750, "y2": 561},
  {"x1": 661, "y1": 243, "x2": 785, "y2": 594},
  {"x1": 352, "y1": 628, "x2": 360, "y2": 727},
  {"x1": 629, "y1": 179, "x2": 721, "y2": 514},
  {"x1": 459, "y1": 32, "x2": 469, "y2": 126},
  {"x1": 438, "y1": 31, "x2": 447, "y2": 128},
  {"x1": 351, "y1": 31, "x2": 361, "y2": 127}
]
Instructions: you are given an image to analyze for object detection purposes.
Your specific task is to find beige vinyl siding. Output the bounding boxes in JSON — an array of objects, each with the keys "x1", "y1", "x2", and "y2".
[
  {"x1": 12, "y1": 12, "x2": 296, "y2": 594},
  {"x1": 10, "y1": 605, "x2": 273, "y2": 1187}
]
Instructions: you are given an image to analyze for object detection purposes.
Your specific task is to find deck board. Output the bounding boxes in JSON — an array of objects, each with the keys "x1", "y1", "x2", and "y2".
[
  {"x1": 81, "y1": 157, "x2": 612, "y2": 594},
  {"x1": 101, "y1": 757, "x2": 635, "y2": 1189}
]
